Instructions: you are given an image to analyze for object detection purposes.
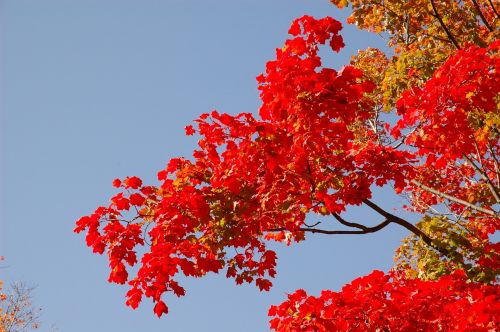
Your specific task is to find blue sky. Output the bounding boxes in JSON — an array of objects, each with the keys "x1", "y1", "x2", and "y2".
[{"x1": 1, "y1": 1, "x2": 412, "y2": 331}]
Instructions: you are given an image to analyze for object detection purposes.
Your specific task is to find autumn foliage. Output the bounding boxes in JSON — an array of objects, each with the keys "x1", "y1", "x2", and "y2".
[
  {"x1": 0, "y1": 258, "x2": 40, "y2": 332},
  {"x1": 269, "y1": 270, "x2": 499, "y2": 331},
  {"x1": 75, "y1": 1, "x2": 499, "y2": 330}
]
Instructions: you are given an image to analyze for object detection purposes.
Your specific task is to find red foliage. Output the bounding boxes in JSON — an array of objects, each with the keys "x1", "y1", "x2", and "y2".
[
  {"x1": 394, "y1": 41, "x2": 500, "y2": 220},
  {"x1": 74, "y1": 14, "x2": 499, "y2": 326},
  {"x1": 269, "y1": 270, "x2": 499, "y2": 331},
  {"x1": 75, "y1": 15, "x2": 411, "y2": 315}
]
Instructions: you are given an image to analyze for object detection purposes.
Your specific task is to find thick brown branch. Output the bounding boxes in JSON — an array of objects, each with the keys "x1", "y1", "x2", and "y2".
[
  {"x1": 362, "y1": 199, "x2": 453, "y2": 258},
  {"x1": 429, "y1": 0, "x2": 461, "y2": 49},
  {"x1": 462, "y1": 154, "x2": 500, "y2": 204},
  {"x1": 411, "y1": 180, "x2": 498, "y2": 216},
  {"x1": 487, "y1": 0, "x2": 500, "y2": 19},
  {"x1": 471, "y1": 0, "x2": 494, "y2": 31},
  {"x1": 266, "y1": 219, "x2": 391, "y2": 235},
  {"x1": 332, "y1": 213, "x2": 370, "y2": 230}
]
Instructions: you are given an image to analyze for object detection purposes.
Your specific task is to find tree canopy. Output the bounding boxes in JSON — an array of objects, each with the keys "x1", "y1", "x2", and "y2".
[{"x1": 75, "y1": 1, "x2": 499, "y2": 330}]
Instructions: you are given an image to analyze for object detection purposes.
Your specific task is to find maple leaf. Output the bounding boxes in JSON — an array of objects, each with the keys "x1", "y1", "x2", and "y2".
[
  {"x1": 184, "y1": 125, "x2": 195, "y2": 136},
  {"x1": 124, "y1": 176, "x2": 142, "y2": 189},
  {"x1": 153, "y1": 300, "x2": 168, "y2": 318},
  {"x1": 112, "y1": 178, "x2": 122, "y2": 188}
]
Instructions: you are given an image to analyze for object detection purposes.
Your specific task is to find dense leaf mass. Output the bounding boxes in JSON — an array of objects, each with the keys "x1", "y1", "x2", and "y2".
[
  {"x1": 269, "y1": 270, "x2": 499, "y2": 331},
  {"x1": 75, "y1": 16, "x2": 415, "y2": 316},
  {"x1": 75, "y1": 8, "x2": 499, "y2": 329},
  {"x1": 391, "y1": 41, "x2": 500, "y2": 283}
]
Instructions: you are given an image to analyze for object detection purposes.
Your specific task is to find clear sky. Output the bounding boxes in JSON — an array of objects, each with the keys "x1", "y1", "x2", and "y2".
[{"x1": 1, "y1": 1, "x2": 413, "y2": 331}]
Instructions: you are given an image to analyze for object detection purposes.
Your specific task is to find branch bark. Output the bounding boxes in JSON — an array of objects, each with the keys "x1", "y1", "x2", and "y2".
[
  {"x1": 362, "y1": 199, "x2": 454, "y2": 259},
  {"x1": 471, "y1": 0, "x2": 494, "y2": 32},
  {"x1": 487, "y1": 142, "x2": 500, "y2": 184},
  {"x1": 462, "y1": 154, "x2": 500, "y2": 204},
  {"x1": 429, "y1": 0, "x2": 461, "y2": 49},
  {"x1": 332, "y1": 213, "x2": 372, "y2": 230},
  {"x1": 411, "y1": 180, "x2": 498, "y2": 216},
  {"x1": 487, "y1": 0, "x2": 500, "y2": 19},
  {"x1": 267, "y1": 219, "x2": 391, "y2": 235},
  {"x1": 267, "y1": 199, "x2": 465, "y2": 263}
]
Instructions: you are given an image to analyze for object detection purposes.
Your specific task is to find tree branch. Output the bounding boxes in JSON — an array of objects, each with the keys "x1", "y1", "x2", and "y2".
[
  {"x1": 411, "y1": 180, "x2": 497, "y2": 216},
  {"x1": 266, "y1": 219, "x2": 391, "y2": 235},
  {"x1": 487, "y1": 142, "x2": 500, "y2": 184},
  {"x1": 462, "y1": 154, "x2": 500, "y2": 204},
  {"x1": 487, "y1": 0, "x2": 500, "y2": 19},
  {"x1": 362, "y1": 199, "x2": 454, "y2": 258},
  {"x1": 429, "y1": 0, "x2": 461, "y2": 49},
  {"x1": 332, "y1": 213, "x2": 370, "y2": 230},
  {"x1": 471, "y1": 0, "x2": 494, "y2": 32}
]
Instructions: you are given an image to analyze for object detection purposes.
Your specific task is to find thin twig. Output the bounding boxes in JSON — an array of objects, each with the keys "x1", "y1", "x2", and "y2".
[
  {"x1": 487, "y1": 142, "x2": 500, "y2": 184},
  {"x1": 472, "y1": 138, "x2": 485, "y2": 168},
  {"x1": 462, "y1": 154, "x2": 500, "y2": 204},
  {"x1": 303, "y1": 221, "x2": 321, "y2": 228},
  {"x1": 411, "y1": 180, "x2": 498, "y2": 215}
]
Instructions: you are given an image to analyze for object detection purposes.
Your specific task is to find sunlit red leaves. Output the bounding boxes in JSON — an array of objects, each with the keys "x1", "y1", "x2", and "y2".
[
  {"x1": 111, "y1": 193, "x2": 130, "y2": 211},
  {"x1": 73, "y1": 15, "x2": 417, "y2": 317},
  {"x1": 125, "y1": 288, "x2": 142, "y2": 310},
  {"x1": 74, "y1": 12, "x2": 499, "y2": 322},
  {"x1": 184, "y1": 125, "x2": 195, "y2": 136},
  {"x1": 287, "y1": 15, "x2": 344, "y2": 52},
  {"x1": 124, "y1": 176, "x2": 143, "y2": 189},
  {"x1": 153, "y1": 300, "x2": 168, "y2": 318},
  {"x1": 269, "y1": 270, "x2": 500, "y2": 331},
  {"x1": 332, "y1": 0, "x2": 499, "y2": 110},
  {"x1": 394, "y1": 42, "x2": 499, "y2": 157},
  {"x1": 387, "y1": 41, "x2": 500, "y2": 284},
  {"x1": 393, "y1": 42, "x2": 500, "y2": 219},
  {"x1": 129, "y1": 193, "x2": 145, "y2": 206},
  {"x1": 477, "y1": 243, "x2": 500, "y2": 271},
  {"x1": 112, "y1": 178, "x2": 122, "y2": 188}
]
